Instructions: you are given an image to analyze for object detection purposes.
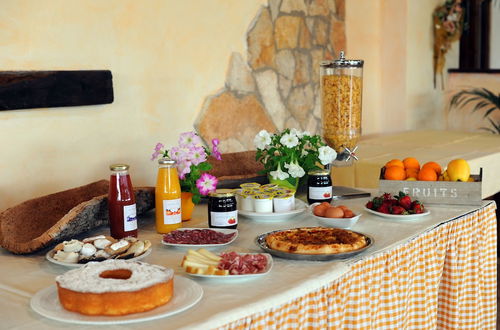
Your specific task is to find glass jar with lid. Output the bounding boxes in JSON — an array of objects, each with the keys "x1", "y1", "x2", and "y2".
[
  {"x1": 320, "y1": 51, "x2": 364, "y2": 161},
  {"x1": 208, "y1": 190, "x2": 237, "y2": 229},
  {"x1": 307, "y1": 169, "x2": 333, "y2": 204}
]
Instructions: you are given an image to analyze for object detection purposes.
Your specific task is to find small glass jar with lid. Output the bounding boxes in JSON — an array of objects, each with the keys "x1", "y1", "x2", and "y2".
[
  {"x1": 320, "y1": 51, "x2": 364, "y2": 162},
  {"x1": 208, "y1": 190, "x2": 238, "y2": 229},
  {"x1": 307, "y1": 169, "x2": 333, "y2": 204}
]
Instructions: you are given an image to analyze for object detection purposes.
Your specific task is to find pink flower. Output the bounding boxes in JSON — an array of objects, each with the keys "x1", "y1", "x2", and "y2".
[
  {"x1": 443, "y1": 20, "x2": 456, "y2": 33},
  {"x1": 211, "y1": 139, "x2": 222, "y2": 160},
  {"x1": 188, "y1": 146, "x2": 207, "y2": 166},
  {"x1": 196, "y1": 173, "x2": 218, "y2": 196},
  {"x1": 177, "y1": 160, "x2": 192, "y2": 180},
  {"x1": 179, "y1": 131, "x2": 202, "y2": 147},
  {"x1": 154, "y1": 143, "x2": 164, "y2": 151},
  {"x1": 169, "y1": 146, "x2": 187, "y2": 162},
  {"x1": 151, "y1": 150, "x2": 162, "y2": 161}
]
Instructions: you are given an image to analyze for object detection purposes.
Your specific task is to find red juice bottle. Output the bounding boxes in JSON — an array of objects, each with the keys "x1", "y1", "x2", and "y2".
[{"x1": 108, "y1": 164, "x2": 138, "y2": 239}]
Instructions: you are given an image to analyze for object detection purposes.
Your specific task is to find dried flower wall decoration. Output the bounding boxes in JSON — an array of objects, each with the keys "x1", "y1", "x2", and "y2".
[{"x1": 433, "y1": 0, "x2": 464, "y2": 89}]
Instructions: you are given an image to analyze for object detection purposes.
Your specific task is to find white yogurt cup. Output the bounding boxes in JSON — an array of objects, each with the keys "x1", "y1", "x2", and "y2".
[
  {"x1": 239, "y1": 193, "x2": 255, "y2": 211},
  {"x1": 252, "y1": 194, "x2": 273, "y2": 213},
  {"x1": 273, "y1": 193, "x2": 295, "y2": 212}
]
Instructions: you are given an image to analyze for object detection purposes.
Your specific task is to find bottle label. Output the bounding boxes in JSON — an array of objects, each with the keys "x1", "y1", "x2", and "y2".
[
  {"x1": 309, "y1": 186, "x2": 333, "y2": 200},
  {"x1": 163, "y1": 199, "x2": 182, "y2": 224},
  {"x1": 123, "y1": 204, "x2": 138, "y2": 231},
  {"x1": 210, "y1": 210, "x2": 238, "y2": 227}
]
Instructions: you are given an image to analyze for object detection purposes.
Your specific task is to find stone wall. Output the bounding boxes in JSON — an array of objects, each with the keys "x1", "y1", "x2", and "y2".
[{"x1": 195, "y1": 0, "x2": 346, "y2": 153}]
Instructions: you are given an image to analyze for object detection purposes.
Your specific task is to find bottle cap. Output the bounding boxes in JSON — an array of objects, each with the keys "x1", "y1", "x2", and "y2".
[
  {"x1": 110, "y1": 164, "x2": 129, "y2": 171},
  {"x1": 158, "y1": 158, "x2": 176, "y2": 165}
]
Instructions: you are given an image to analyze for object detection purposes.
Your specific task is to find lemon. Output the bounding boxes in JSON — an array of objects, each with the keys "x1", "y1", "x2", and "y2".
[
  {"x1": 446, "y1": 159, "x2": 470, "y2": 182},
  {"x1": 406, "y1": 177, "x2": 417, "y2": 181}
]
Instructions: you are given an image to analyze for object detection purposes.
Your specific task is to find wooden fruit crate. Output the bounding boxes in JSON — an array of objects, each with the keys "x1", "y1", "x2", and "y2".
[{"x1": 378, "y1": 168, "x2": 483, "y2": 206}]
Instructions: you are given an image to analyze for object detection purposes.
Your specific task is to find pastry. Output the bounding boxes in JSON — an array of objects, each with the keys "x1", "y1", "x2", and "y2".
[
  {"x1": 265, "y1": 227, "x2": 367, "y2": 255},
  {"x1": 56, "y1": 260, "x2": 174, "y2": 316}
]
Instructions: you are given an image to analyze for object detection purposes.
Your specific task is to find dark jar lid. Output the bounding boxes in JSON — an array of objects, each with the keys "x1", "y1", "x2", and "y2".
[
  {"x1": 209, "y1": 189, "x2": 235, "y2": 198},
  {"x1": 308, "y1": 169, "x2": 331, "y2": 176}
]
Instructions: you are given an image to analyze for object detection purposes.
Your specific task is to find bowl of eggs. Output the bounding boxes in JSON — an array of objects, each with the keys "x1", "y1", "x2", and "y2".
[{"x1": 309, "y1": 202, "x2": 361, "y2": 229}]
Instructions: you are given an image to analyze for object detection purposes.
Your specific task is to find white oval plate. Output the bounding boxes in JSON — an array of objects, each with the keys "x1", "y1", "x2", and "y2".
[
  {"x1": 30, "y1": 276, "x2": 203, "y2": 325},
  {"x1": 238, "y1": 199, "x2": 307, "y2": 221},
  {"x1": 46, "y1": 247, "x2": 152, "y2": 268},
  {"x1": 308, "y1": 203, "x2": 361, "y2": 229},
  {"x1": 186, "y1": 253, "x2": 273, "y2": 280},
  {"x1": 161, "y1": 228, "x2": 238, "y2": 248},
  {"x1": 364, "y1": 207, "x2": 430, "y2": 220}
]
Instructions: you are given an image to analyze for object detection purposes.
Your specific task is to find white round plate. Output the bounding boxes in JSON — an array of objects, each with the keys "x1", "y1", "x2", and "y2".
[
  {"x1": 161, "y1": 228, "x2": 238, "y2": 248},
  {"x1": 238, "y1": 199, "x2": 307, "y2": 221},
  {"x1": 364, "y1": 207, "x2": 430, "y2": 220},
  {"x1": 30, "y1": 276, "x2": 203, "y2": 325},
  {"x1": 186, "y1": 253, "x2": 273, "y2": 280},
  {"x1": 46, "y1": 247, "x2": 152, "y2": 268}
]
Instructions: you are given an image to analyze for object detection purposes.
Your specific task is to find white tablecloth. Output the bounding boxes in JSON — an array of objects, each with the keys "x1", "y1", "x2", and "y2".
[{"x1": 0, "y1": 196, "x2": 496, "y2": 329}]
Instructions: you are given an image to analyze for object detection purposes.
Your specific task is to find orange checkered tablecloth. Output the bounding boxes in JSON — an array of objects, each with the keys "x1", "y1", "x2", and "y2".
[{"x1": 220, "y1": 203, "x2": 497, "y2": 329}]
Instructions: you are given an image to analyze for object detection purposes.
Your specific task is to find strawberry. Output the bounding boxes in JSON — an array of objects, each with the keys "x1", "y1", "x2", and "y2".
[
  {"x1": 366, "y1": 197, "x2": 383, "y2": 210},
  {"x1": 377, "y1": 204, "x2": 390, "y2": 214},
  {"x1": 391, "y1": 205, "x2": 407, "y2": 215},
  {"x1": 398, "y1": 194, "x2": 411, "y2": 210},
  {"x1": 411, "y1": 201, "x2": 425, "y2": 214},
  {"x1": 382, "y1": 193, "x2": 393, "y2": 200}
]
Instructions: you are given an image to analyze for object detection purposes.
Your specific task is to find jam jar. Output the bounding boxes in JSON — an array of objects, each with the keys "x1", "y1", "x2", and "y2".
[
  {"x1": 307, "y1": 169, "x2": 333, "y2": 204},
  {"x1": 208, "y1": 190, "x2": 238, "y2": 229}
]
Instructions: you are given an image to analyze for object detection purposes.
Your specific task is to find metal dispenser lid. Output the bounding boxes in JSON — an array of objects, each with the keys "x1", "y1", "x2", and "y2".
[{"x1": 320, "y1": 51, "x2": 364, "y2": 68}]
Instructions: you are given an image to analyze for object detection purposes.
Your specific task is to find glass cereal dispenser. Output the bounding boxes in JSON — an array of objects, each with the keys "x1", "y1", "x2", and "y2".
[{"x1": 320, "y1": 51, "x2": 364, "y2": 166}]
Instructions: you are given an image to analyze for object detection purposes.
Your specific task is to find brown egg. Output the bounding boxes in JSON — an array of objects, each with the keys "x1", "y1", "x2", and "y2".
[
  {"x1": 313, "y1": 204, "x2": 328, "y2": 217},
  {"x1": 320, "y1": 202, "x2": 331, "y2": 208},
  {"x1": 343, "y1": 210, "x2": 355, "y2": 218},
  {"x1": 325, "y1": 206, "x2": 344, "y2": 218},
  {"x1": 337, "y1": 205, "x2": 350, "y2": 212}
]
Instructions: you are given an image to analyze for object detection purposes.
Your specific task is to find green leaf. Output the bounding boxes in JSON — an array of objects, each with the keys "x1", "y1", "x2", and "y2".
[{"x1": 192, "y1": 192, "x2": 202, "y2": 204}]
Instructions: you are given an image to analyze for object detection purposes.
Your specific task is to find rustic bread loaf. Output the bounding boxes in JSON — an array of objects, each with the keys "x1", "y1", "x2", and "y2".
[{"x1": 0, "y1": 180, "x2": 154, "y2": 254}]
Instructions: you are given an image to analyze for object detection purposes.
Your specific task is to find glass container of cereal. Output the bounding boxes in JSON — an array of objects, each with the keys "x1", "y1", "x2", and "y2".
[{"x1": 320, "y1": 51, "x2": 363, "y2": 165}]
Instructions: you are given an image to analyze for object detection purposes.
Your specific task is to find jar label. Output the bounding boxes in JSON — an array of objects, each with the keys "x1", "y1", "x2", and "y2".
[
  {"x1": 210, "y1": 210, "x2": 238, "y2": 227},
  {"x1": 123, "y1": 204, "x2": 138, "y2": 231},
  {"x1": 309, "y1": 186, "x2": 333, "y2": 200},
  {"x1": 162, "y1": 199, "x2": 182, "y2": 224}
]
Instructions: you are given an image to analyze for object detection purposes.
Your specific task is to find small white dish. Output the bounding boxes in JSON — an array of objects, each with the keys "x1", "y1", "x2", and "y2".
[
  {"x1": 161, "y1": 228, "x2": 238, "y2": 248},
  {"x1": 238, "y1": 199, "x2": 307, "y2": 221},
  {"x1": 309, "y1": 203, "x2": 361, "y2": 229},
  {"x1": 46, "y1": 247, "x2": 152, "y2": 268},
  {"x1": 186, "y1": 253, "x2": 273, "y2": 280},
  {"x1": 364, "y1": 207, "x2": 430, "y2": 220},
  {"x1": 30, "y1": 276, "x2": 203, "y2": 325}
]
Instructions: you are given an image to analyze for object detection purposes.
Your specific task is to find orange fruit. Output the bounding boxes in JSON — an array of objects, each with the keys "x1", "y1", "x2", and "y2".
[
  {"x1": 384, "y1": 166, "x2": 406, "y2": 180},
  {"x1": 405, "y1": 168, "x2": 419, "y2": 178},
  {"x1": 385, "y1": 159, "x2": 404, "y2": 169},
  {"x1": 421, "y1": 161, "x2": 442, "y2": 176},
  {"x1": 403, "y1": 157, "x2": 420, "y2": 170},
  {"x1": 417, "y1": 167, "x2": 438, "y2": 181}
]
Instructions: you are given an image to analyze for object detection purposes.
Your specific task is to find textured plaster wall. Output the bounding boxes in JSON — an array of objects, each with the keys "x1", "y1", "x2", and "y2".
[{"x1": 0, "y1": 0, "x2": 265, "y2": 210}]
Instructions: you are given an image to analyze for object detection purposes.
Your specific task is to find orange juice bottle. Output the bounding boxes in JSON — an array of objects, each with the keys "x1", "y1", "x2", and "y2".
[{"x1": 155, "y1": 158, "x2": 182, "y2": 233}]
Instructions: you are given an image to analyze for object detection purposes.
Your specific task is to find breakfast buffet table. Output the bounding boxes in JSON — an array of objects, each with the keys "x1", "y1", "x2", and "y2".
[{"x1": 0, "y1": 195, "x2": 496, "y2": 329}]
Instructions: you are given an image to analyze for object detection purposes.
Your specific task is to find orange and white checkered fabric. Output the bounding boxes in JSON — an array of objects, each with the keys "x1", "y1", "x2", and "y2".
[{"x1": 220, "y1": 202, "x2": 497, "y2": 329}]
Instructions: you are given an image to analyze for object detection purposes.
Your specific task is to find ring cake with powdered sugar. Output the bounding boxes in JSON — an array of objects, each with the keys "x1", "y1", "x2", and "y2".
[{"x1": 56, "y1": 259, "x2": 173, "y2": 316}]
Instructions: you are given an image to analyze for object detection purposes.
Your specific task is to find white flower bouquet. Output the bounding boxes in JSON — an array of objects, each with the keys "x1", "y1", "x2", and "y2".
[{"x1": 254, "y1": 128, "x2": 337, "y2": 190}]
